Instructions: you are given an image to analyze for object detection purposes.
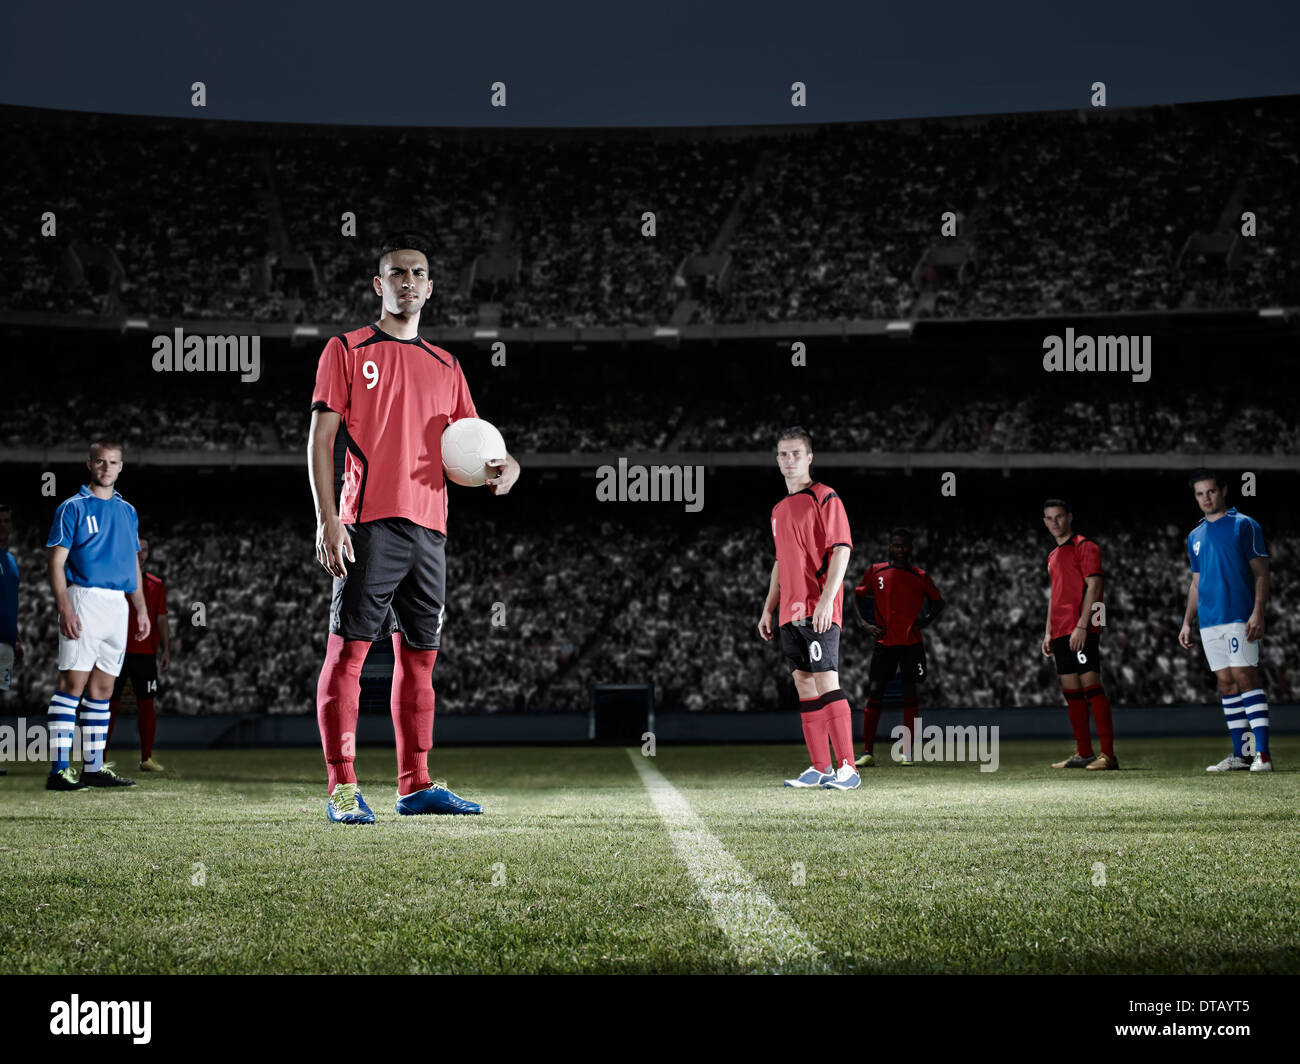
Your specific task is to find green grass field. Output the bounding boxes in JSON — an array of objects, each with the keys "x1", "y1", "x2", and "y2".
[{"x1": 2, "y1": 739, "x2": 1297, "y2": 974}]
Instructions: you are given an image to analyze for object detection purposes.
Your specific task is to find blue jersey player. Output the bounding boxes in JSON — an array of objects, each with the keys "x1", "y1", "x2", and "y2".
[
  {"x1": 1177, "y1": 468, "x2": 1272, "y2": 773},
  {"x1": 43, "y1": 441, "x2": 151, "y2": 790}
]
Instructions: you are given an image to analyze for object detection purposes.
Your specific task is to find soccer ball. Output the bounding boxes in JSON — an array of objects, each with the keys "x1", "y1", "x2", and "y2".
[{"x1": 441, "y1": 417, "x2": 507, "y2": 487}]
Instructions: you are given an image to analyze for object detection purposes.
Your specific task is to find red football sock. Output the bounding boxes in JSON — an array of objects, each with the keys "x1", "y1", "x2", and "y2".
[
  {"x1": 862, "y1": 697, "x2": 882, "y2": 754},
  {"x1": 823, "y1": 690, "x2": 854, "y2": 767},
  {"x1": 799, "y1": 696, "x2": 831, "y2": 771},
  {"x1": 902, "y1": 700, "x2": 919, "y2": 760},
  {"x1": 317, "y1": 634, "x2": 369, "y2": 794},
  {"x1": 1063, "y1": 688, "x2": 1094, "y2": 757},
  {"x1": 137, "y1": 697, "x2": 156, "y2": 761},
  {"x1": 1084, "y1": 684, "x2": 1114, "y2": 758},
  {"x1": 392, "y1": 634, "x2": 438, "y2": 796}
]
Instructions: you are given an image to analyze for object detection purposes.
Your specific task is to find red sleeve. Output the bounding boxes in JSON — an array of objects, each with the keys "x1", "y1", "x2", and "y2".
[
  {"x1": 156, "y1": 578, "x2": 167, "y2": 616},
  {"x1": 923, "y1": 571, "x2": 941, "y2": 601},
  {"x1": 820, "y1": 493, "x2": 852, "y2": 554},
  {"x1": 1078, "y1": 539, "x2": 1103, "y2": 578},
  {"x1": 311, "y1": 336, "x2": 352, "y2": 416},
  {"x1": 451, "y1": 359, "x2": 478, "y2": 422}
]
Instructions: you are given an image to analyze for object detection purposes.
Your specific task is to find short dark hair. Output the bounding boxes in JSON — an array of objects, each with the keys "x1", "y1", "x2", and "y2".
[
  {"x1": 775, "y1": 426, "x2": 813, "y2": 452},
  {"x1": 89, "y1": 439, "x2": 123, "y2": 459},
  {"x1": 0, "y1": 503, "x2": 11, "y2": 515},
  {"x1": 1043, "y1": 497, "x2": 1071, "y2": 515},
  {"x1": 890, "y1": 527, "x2": 914, "y2": 546},
  {"x1": 377, "y1": 232, "x2": 433, "y2": 273},
  {"x1": 1188, "y1": 467, "x2": 1224, "y2": 491}
]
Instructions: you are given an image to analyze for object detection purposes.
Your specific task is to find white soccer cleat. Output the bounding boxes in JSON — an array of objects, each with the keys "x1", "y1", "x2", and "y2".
[
  {"x1": 1249, "y1": 756, "x2": 1273, "y2": 773},
  {"x1": 1206, "y1": 755, "x2": 1252, "y2": 772},
  {"x1": 823, "y1": 760, "x2": 861, "y2": 790}
]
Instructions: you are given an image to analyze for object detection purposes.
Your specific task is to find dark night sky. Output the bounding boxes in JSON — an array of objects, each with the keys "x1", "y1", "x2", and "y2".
[{"x1": 2, "y1": 1, "x2": 1297, "y2": 128}]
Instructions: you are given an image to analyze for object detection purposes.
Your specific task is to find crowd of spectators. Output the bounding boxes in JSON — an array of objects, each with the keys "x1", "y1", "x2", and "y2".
[
  {"x1": 5, "y1": 372, "x2": 1298, "y2": 457},
  {"x1": 2, "y1": 98, "x2": 1294, "y2": 328}
]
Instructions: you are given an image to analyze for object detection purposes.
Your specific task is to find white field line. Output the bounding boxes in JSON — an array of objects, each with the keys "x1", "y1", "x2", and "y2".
[{"x1": 627, "y1": 749, "x2": 823, "y2": 971}]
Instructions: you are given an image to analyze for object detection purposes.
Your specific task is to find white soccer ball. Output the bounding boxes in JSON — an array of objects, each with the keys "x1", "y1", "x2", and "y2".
[{"x1": 441, "y1": 417, "x2": 507, "y2": 487}]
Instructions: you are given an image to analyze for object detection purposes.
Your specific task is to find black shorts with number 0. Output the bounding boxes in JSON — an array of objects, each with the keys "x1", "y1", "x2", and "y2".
[
  {"x1": 331, "y1": 517, "x2": 447, "y2": 649},
  {"x1": 111, "y1": 652, "x2": 159, "y2": 699},
  {"x1": 869, "y1": 641, "x2": 928, "y2": 685},
  {"x1": 1052, "y1": 632, "x2": 1101, "y2": 675},
  {"x1": 778, "y1": 621, "x2": 840, "y2": 674}
]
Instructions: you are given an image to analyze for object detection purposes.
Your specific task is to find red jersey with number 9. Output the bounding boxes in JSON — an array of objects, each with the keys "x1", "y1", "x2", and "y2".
[{"x1": 311, "y1": 325, "x2": 478, "y2": 534}]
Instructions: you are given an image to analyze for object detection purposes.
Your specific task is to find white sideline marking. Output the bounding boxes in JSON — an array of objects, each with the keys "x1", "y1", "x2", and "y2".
[{"x1": 627, "y1": 749, "x2": 823, "y2": 971}]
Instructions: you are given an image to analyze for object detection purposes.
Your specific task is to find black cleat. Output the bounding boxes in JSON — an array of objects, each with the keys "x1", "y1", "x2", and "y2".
[
  {"x1": 46, "y1": 767, "x2": 87, "y2": 790},
  {"x1": 80, "y1": 765, "x2": 136, "y2": 788},
  {"x1": 1051, "y1": 753, "x2": 1097, "y2": 768}
]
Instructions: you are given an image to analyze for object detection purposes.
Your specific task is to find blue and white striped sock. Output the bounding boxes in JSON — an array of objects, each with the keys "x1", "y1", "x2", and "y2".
[
  {"x1": 1221, "y1": 693, "x2": 1248, "y2": 758},
  {"x1": 80, "y1": 697, "x2": 112, "y2": 773},
  {"x1": 48, "y1": 691, "x2": 80, "y2": 772},
  {"x1": 1241, "y1": 688, "x2": 1269, "y2": 758}
]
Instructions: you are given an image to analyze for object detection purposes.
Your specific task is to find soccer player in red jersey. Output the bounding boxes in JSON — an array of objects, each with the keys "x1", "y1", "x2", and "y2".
[
  {"x1": 106, "y1": 536, "x2": 170, "y2": 772},
  {"x1": 757, "y1": 427, "x2": 859, "y2": 790},
  {"x1": 310, "y1": 233, "x2": 520, "y2": 823},
  {"x1": 1041, "y1": 498, "x2": 1117, "y2": 770},
  {"x1": 853, "y1": 528, "x2": 944, "y2": 767}
]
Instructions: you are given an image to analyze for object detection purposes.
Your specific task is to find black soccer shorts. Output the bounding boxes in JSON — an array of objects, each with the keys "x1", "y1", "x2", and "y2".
[
  {"x1": 111, "y1": 652, "x2": 160, "y2": 700},
  {"x1": 330, "y1": 518, "x2": 447, "y2": 649},
  {"x1": 869, "y1": 641, "x2": 928, "y2": 685},
  {"x1": 1052, "y1": 632, "x2": 1101, "y2": 675},
  {"x1": 779, "y1": 621, "x2": 841, "y2": 675}
]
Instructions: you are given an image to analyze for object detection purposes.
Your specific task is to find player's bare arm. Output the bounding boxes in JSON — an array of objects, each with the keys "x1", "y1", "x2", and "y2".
[
  {"x1": 758, "y1": 561, "x2": 778, "y2": 640},
  {"x1": 130, "y1": 558, "x2": 151, "y2": 643},
  {"x1": 1245, "y1": 556, "x2": 1269, "y2": 642},
  {"x1": 854, "y1": 593, "x2": 882, "y2": 636},
  {"x1": 308, "y1": 408, "x2": 354, "y2": 578},
  {"x1": 485, "y1": 455, "x2": 521, "y2": 496},
  {"x1": 1178, "y1": 572, "x2": 1199, "y2": 650},
  {"x1": 813, "y1": 545, "x2": 851, "y2": 634},
  {"x1": 47, "y1": 544, "x2": 81, "y2": 640},
  {"x1": 1070, "y1": 574, "x2": 1102, "y2": 652},
  {"x1": 1041, "y1": 602, "x2": 1053, "y2": 657},
  {"x1": 158, "y1": 600, "x2": 170, "y2": 670}
]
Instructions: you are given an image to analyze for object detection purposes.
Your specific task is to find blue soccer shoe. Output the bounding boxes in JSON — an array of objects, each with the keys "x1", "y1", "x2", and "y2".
[
  {"x1": 327, "y1": 782, "x2": 376, "y2": 824},
  {"x1": 784, "y1": 765, "x2": 835, "y2": 788},
  {"x1": 396, "y1": 782, "x2": 483, "y2": 816}
]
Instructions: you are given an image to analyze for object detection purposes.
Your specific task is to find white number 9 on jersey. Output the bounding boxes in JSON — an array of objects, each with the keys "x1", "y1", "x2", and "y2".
[{"x1": 363, "y1": 360, "x2": 379, "y2": 389}]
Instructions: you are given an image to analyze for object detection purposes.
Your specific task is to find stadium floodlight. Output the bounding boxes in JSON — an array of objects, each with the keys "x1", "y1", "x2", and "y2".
[{"x1": 885, "y1": 320, "x2": 914, "y2": 338}]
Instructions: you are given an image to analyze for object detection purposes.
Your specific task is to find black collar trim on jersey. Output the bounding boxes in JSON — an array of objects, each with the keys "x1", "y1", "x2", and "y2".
[{"x1": 358, "y1": 326, "x2": 451, "y2": 366}]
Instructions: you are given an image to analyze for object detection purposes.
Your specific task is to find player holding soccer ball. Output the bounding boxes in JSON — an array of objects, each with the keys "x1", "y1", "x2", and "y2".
[
  {"x1": 1178, "y1": 469, "x2": 1273, "y2": 773},
  {"x1": 309, "y1": 234, "x2": 520, "y2": 824},
  {"x1": 1041, "y1": 498, "x2": 1118, "y2": 771},
  {"x1": 757, "y1": 427, "x2": 859, "y2": 790},
  {"x1": 852, "y1": 528, "x2": 944, "y2": 767}
]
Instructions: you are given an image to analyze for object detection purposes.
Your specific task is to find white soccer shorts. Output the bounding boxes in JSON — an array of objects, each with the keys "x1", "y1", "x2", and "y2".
[
  {"x1": 1200, "y1": 621, "x2": 1259, "y2": 672},
  {"x1": 57, "y1": 585, "x2": 129, "y2": 676}
]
